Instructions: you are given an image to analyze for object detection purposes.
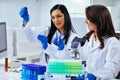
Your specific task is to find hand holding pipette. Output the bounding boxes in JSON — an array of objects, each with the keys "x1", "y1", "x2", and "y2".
[{"x1": 53, "y1": 34, "x2": 64, "y2": 50}]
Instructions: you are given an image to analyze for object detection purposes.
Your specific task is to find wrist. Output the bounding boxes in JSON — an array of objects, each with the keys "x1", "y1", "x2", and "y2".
[
  {"x1": 22, "y1": 22, "x2": 28, "y2": 27},
  {"x1": 58, "y1": 45, "x2": 64, "y2": 50}
]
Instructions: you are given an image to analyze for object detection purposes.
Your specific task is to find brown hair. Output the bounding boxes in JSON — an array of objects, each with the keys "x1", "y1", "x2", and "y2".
[{"x1": 85, "y1": 5, "x2": 118, "y2": 49}]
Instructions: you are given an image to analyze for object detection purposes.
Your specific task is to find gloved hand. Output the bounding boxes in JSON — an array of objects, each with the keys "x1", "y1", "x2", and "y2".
[
  {"x1": 80, "y1": 73, "x2": 96, "y2": 80},
  {"x1": 53, "y1": 35, "x2": 64, "y2": 50},
  {"x1": 87, "y1": 73, "x2": 96, "y2": 80},
  {"x1": 19, "y1": 7, "x2": 29, "y2": 22},
  {"x1": 37, "y1": 35, "x2": 48, "y2": 50}
]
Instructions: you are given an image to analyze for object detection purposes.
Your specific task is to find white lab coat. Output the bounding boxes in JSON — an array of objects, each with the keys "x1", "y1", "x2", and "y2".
[
  {"x1": 22, "y1": 23, "x2": 79, "y2": 65},
  {"x1": 79, "y1": 34, "x2": 120, "y2": 79}
]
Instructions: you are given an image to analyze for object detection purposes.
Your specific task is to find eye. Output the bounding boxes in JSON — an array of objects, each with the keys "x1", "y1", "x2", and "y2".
[
  {"x1": 51, "y1": 16, "x2": 55, "y2": 20},
  {"x1": 51, "y1": 14, "x2": 62, "y2": 20},
  {"x1": 56, "y1": 14, "x2": 62, "y2": 18}
]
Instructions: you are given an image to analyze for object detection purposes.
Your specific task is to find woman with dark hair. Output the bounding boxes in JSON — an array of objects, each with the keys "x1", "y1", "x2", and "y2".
[
  {"x1": 79, "y1": 5, "x2": 120, "y2": 80},
  {"x1": 19, "y1": 4, "x2": 79, "y2": 65}
]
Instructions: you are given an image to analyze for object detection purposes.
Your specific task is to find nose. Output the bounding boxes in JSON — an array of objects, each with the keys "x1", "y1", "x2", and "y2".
[
  {"x1": 85, "y1": 19, "x2": 88, "y2": 24},
  {"x1": 54, "y1": 17, "x2": 59, "y2": 22}
]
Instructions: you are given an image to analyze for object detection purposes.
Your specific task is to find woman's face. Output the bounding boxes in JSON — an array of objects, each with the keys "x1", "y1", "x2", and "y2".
[
  {"x1": 85, "y1": 18, "x2": 97, "y2": 32},
  {"x1": 51, "y1": 9, "x2": 65, "y2": 33}
]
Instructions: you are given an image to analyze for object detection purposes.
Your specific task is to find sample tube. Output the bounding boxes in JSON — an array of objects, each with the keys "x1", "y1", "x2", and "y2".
[
  {"x1": 57, "y1": 38, "x2": 60, "y2": 44},
  {"x1": 56, "y1": 33, "x2": 60, "y2": 44},
  {"x1": 5, "y1": 57, "x2": 8, "y2": 72}
]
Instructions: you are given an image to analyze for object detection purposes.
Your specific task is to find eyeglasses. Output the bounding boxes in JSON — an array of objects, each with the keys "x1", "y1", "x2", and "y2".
[{"x1": 51, "y1": 14, "x2": 63, "y2": 20}]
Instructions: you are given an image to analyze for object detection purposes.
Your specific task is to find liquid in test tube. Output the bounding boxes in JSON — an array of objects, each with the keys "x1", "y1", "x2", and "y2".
[
  {"x1": 5, "y1": 57, "x2": 8, "y2": 72},
  {"x1": 56, "y1": 33, "x2": 60, "y2": 44},
  {"x1": 57, "y1": 37, "x2": 60, "y2": 44}
]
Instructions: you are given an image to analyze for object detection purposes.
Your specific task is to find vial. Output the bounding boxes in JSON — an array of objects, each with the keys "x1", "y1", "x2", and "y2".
[{"x1": 5, "y1": 57, "x2": 8, "y2": 72}]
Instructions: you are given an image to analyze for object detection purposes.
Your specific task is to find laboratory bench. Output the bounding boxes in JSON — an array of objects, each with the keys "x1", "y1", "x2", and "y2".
[
  {"x1": 0, "y1": 59, "x2": 119, "y2": 80},
  {"x1": 0, "y1": 70, "x2": 119, "y2": 80}
]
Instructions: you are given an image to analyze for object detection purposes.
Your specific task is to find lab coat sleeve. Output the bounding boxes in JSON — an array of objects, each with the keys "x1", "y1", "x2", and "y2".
[
  {"x1": 21, "y1": 23, "x2": 51, "y2": 65},
  {"x1": 39, "y1": 51, "x2": 48, "y2": 66},
  {"x1": 44, "y1": 32, "x2": 80, "y2": 60},
  {"x1": 22, "y1": 22, "x2": 49, "y2": 43},
  {"x1": 43, "y1": 43, "x2": 68, "y2": 59},
  {"x1": 39, "y1": 44, "x2": 62, "y2": 65},
  {"x1": 93, "y1": 38, "x2": 120, "y2": 79},
  {"x1": 44, "y1": 44, "x2": 58, "y2": 57}
]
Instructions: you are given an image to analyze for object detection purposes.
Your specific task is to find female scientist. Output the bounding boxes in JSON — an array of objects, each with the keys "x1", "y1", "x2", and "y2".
[
  {"x1": 79, "y1": 5, "x2": 120, "y2": 80},
  {"x1": 19, "y1": 4, "x2": 79, "y2": 65}
]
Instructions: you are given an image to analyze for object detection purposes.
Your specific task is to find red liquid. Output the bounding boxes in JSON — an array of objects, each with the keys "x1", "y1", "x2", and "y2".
[
  {"x1": 57, "y1": 40, "x2": 60, "y2": 44},
  {"x1": 5, "y1": 57, "x2": 8, "y2": 72}
]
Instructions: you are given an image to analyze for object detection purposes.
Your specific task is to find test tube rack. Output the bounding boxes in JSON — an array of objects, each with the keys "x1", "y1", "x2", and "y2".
[
  {"x1": 47, "y1": 60, "x2": 83, "y2": 74},
  {"x1": 21, "y1": 64, "x2": 46, "y2": 80}
]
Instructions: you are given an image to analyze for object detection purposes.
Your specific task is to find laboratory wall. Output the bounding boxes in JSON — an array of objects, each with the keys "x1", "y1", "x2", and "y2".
[
  {"x1": 0, "y1": 0, "x2": 42, "y2": 28},
  {"x1": 0, "y1": 0, "x2": 40, "y2": 57},
  {"x1": 0, "y1": 0, "x2": 41, "y2": 56},
  {"x1": 0, "y1": 0, "x2": 120, "y2": 58},
  {"x1": 0, "y1": 0, "x2": 120, "y2": 31},
  {"x1": 93, "y1": 0, "x2": 120, "y2": 31},
  {"x1": 0, "y1": 0, "x2": 66, "y2": 57}
]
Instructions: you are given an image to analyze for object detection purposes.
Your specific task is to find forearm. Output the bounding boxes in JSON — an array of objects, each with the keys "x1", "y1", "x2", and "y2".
[{"x1": 22, "y1": 23, "x2": 39, "y2": 43}]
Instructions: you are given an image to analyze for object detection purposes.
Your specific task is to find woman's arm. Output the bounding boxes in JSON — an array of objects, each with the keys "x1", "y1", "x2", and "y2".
[
  {"x1": 22, "y1": 23, "x2": 49, "y2": 43},
  {"x1": 93, "y1": 38, "x2": 120, "y2": 79}
]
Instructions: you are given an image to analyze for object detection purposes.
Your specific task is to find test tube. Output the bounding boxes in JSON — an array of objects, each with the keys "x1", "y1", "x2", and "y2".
[
  {"x1": 56, "y1": 33, "x2": 60, "y2": 44},
  {"x1": 5, "y1": 57, "x2": 8, "y2": 72},
  {"x1": 57, "y1": 38, "x2": 60, "y2": 44}
]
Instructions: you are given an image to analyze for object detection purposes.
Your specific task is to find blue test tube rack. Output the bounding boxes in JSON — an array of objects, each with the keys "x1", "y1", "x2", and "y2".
[{"x1": 21, "y1": 64, "x2": 46, "y2": 80}]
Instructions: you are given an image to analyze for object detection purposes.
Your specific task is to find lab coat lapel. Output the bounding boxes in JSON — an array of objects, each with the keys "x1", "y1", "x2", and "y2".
[
  {"x1": 87, "y1": 36, "x2": 100, "y2": 53},
  {"x1": 90, "y1": 41, "x2": 100, "y2": 52}
]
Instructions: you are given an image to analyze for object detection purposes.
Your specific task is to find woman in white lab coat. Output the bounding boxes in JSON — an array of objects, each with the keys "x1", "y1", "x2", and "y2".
[
  {"x1": 79, "y1": 5, "x2": 120, "y2": 80},
  {"x1": 19, "y1": 4, "x2": 79, "y2": 65}
]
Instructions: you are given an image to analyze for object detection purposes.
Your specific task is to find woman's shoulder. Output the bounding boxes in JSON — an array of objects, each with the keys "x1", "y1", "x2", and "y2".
[
  {"x1": 105, "y1": 37, "x2": 120, "y2": 45},
  {"x1": 70, "y1": 32, "x2": 80, "y2": 38},
  {"x1": 107, "y1": 37, "x2": 119, "y2": 41},
  {"x1": 67, "y1": 32, "x2": 80, "y2": 44}
]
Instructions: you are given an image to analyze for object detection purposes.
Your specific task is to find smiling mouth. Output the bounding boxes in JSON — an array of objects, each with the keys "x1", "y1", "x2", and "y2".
[{"x1": 56, "y1": 23, "x2": 61, "y2": 26}]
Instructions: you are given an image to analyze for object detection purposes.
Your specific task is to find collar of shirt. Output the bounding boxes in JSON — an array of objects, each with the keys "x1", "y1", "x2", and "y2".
[
  {"x1": 88, "y1": 34, "x2": 100, "y2": 48},
  {"x1": 56, "y1": 30, "x2": 64, "y2": 38}
]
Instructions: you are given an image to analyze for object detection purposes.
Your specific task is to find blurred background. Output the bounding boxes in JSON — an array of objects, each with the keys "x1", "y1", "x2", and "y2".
[{"x1": 0, "y1": 0, "x2": 120, "y2": 59}]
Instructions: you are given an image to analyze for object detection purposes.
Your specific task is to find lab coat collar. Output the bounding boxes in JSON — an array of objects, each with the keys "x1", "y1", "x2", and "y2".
[
  {"x1": 56, "y1": 30, "x2": 64, "y2": 38},
  {"x1": 88, "y1": 35, "x2": 100, "y2": 52}
]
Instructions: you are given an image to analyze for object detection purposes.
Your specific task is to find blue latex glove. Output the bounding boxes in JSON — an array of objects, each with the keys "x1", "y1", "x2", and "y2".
[
  {"x1": 80, "y1": 73, "x2": 96, "y2": 80},
  {"x1": 76, "y1": 74, "x2": 84, "y2": 80},
  {"x1": 53, "y1": 35, "x2": 64, "y2": 50},
  {"x1": 37, "y1": 35, "x2": 48, "y2": 50},
  {"x1": 19, "y1": 7, "x2": 29, "y2": 22},
  {"x1": 87, "y1": 73, "x2": 96, "y2": 80}
]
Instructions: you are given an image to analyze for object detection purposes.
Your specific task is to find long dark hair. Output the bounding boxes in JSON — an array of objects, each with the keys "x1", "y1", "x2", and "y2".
[
  {"x1": 85, "y1": 5, "x2": 118, "y2": 49},
  {"x1": 47, "y1": 4, "x2": 75, "y2": 44}
]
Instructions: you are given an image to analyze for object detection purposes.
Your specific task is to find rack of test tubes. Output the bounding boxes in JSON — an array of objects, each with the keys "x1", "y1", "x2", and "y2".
[
  {"x1": 21, "y1": 64, "x2": 46, "y2": 80},
  {"x1": 47, "y1": 60, "x2": 83, "y2": 75}
]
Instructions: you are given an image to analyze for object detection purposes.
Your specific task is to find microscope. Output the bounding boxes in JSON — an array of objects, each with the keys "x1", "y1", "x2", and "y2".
[
  {"x1": 70, "y1": 37, "x2": 86, "y2": 60},
  {"x1": 71, "y1": 41, "x2": 80, "y2": 60},
  {"x1": 70, "y1": 37, "x2": 87, "y2": 79}
]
